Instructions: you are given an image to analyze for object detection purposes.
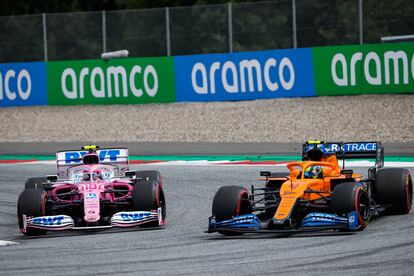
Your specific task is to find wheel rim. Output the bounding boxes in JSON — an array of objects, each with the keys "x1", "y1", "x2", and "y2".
[
  {"x1": 405, "y1": 173, "x2": 412, "y2": 211},
  {"x1": 158, "y1": 188, "x2": 166, "y2": 219},
  {"x1": 357, "y1": 190, "x2": 370, "y2": 222},
  {"x1": 236, "y1": 190, "x2": 251, "y2": 216}
]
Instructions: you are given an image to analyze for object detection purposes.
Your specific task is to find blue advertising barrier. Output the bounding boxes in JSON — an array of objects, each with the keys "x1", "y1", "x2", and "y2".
[
  {"x1": 174, "y1": 48, "x2": 315, "y2": 102},
  {"x1": 0, "y1": 62, "x2": 47, "y2": 107}
]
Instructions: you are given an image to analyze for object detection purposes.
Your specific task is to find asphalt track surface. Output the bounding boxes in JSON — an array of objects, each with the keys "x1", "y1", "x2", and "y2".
[{"x1": 1, "y1": 163, "x2": 414, "y2": 275}]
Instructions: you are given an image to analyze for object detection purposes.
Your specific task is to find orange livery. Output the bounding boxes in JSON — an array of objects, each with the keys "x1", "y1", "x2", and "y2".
[{"x1": 207, "y1": 141, "x2": 412, "y2": 235}]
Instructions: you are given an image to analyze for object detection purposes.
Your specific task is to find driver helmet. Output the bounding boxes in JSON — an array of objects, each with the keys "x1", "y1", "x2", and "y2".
[
  {"x1": 92, "y1": 170, "x2": 102, "y2": 181},
  {"x1": 82, "y1": 170, "x2": 91, "y2": 181},
  {"x1": 83, "y1": 153, "x2": 99, "y2": 164},
  {"x1": 304, "y1": 166, "x2": 323, "y2": 179}
]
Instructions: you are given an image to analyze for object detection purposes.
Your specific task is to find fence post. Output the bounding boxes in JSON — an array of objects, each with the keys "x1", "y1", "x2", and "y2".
[
  {"x1": 165, "y1": 7, "x2": 171, "y2": 56},
  {"x1": 42, "y1": 13, "x2": 48, "y2": 61},
  {"x1": 359, "y1": 0, "x2": 363, "y2": 44},
  {"x1": 102, "y1": 10, "x2": 107, "y2": 53},
  {"x1": 228, "y1": 2, "x2": 233, "y2": 53},
  {"x1": 292, "y1": 0, "x2": 297, "y2": 48}
]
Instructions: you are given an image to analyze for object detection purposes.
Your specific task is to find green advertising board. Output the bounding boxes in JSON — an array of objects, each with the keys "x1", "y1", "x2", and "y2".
[
  {"x1": 47, "y1": 57, "x2": 175, "y2": 105},
  {"x1": 313, "y1": 42, "x2": 414, "y2": 96}
]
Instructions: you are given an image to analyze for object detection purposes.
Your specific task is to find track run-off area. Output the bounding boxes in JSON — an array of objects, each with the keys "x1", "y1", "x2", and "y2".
[{"x1": 0, "y1": 160, "x2": 414, "y2": 275}]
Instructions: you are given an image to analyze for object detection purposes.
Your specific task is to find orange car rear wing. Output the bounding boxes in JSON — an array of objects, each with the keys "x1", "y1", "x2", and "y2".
[{"x1": 302, "y1": 141, "x2": 384, "y2": 169}]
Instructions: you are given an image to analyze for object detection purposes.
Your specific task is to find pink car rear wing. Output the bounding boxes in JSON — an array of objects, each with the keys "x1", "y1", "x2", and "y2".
[{"x1": 56, "y1": 148, "x2": 129, "y2": 178}]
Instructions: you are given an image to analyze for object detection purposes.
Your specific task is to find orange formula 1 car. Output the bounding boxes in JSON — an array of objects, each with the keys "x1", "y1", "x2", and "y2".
[{"x1": 207, "y1": 141, "x2": 412, "y2": 235}]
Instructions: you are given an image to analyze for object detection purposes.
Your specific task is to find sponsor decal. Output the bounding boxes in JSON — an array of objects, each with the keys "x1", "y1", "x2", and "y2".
[
  {"x1": 64, "y1": 149, "x2": 121, "y2": 164},
  {"x1": 347, "y1": 211, "x2": 360, "y2": 230},
  {"x1": 216, "y1": 214, "x2": 261, "y2": 227},
  {"x1": 331, "y1": 142, "x2": 377, "y2": 152},
  {"x1": 60, "y1": 65, "x2": 159, "y2": 99},
  {"x1": 190, "y1": 57, "x2": 295, "y2": 94},
  {"x1": 301, "y1": 212, "x2": 348, "y2": 228},
  {"x1": 310, "y1": 217, "x2": 333, "y2": 222},
  {"x1": 85, "y1": 193, "x2": 97, "y2": 199},
  {"x1": 231, "y1": 216, "x2": 256, "y2": 224},
  {"x1": 33, "y1": 216, "x2": 65, "y2": 225},
  {"x1": 0, "y1": 62, "x2": 47, "y2": 107},
  {"x1": 308, "y1": 213, "x2": 337, "y2": 221},
  {"x1": 102, "y1": 171, "x2": 111, "y2": 180},
  {"x1": 78, "y1": 183, "x2": 100, "y2": 192},
  {"x1": 72, "y1": 173, "x2": 82, "y2": 182},
  {"x1": 306, "y1": 142, "x2": 377, "y2": 154},
  {"x1": 47, "y1": 57, "x2": 175, "y2": 105},
  {"x1": 331, "y1": 50, "x2": 413, "y2": 87},
  {"x1": 313, "y1": 42, "x2": 414, "y2": 95},
  {"x1": 174, "y1": 49, "x2": 315, "y2": 101},
  {"x1": 120, "y1": 212, "x2": 152, "y2": 221}
]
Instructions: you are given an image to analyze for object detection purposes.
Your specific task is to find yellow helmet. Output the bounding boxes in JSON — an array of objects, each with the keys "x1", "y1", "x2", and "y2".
[{"x1": 304, "y1": 166, "x2": 323, "y2": 179}]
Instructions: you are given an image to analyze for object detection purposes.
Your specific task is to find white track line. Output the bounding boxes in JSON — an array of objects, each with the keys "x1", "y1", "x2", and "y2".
[{"x1": 0, "y1": 240, "x2": 18, "y2": 246}]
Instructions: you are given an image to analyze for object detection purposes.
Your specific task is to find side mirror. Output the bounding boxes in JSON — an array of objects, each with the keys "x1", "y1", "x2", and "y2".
[
  {"x1": 47, "y1": 175, "x2": 58, "y2": 182},
  {"x1": 125, "y1": 171, "x2": 137, "y2": 179},
  {"x1": 340, "y1": 169, "x2": 353, "y2": 178},
  {"x1": 260, "y1": 171, "x2": 271, "y2": 177}
]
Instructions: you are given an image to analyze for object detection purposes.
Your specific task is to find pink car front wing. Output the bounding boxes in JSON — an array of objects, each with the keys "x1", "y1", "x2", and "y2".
[{"x1": 22, "y1": 208, "x2": 165, "y2": 232}]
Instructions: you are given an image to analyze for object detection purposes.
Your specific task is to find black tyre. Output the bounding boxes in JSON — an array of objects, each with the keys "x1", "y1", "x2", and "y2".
[
  {"x1": 332, "y1": 182, "x2": 370, "y2": 230},
  {"x1": 25, "y1": 177, "x2": 47, "y2": 189},
  {"x1": 17, "y1": 188, "x2": 48, "y2": 236},
  {"x1": 212, "y1": 186, "x2": 252, "y2": 236},
  {"x1": 132, "y1": 180, "x2": 166, "y2": 227},
  {"x1": 375, "y1": 168, "x2": 412, "y2": 214},
  {"x1": 132, "y1": 170, "x2": 161, "y2": 183}
]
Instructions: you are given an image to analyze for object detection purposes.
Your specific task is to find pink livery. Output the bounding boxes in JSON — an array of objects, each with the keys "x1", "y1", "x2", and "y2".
[{"x1": 17, "y1": 145, "x2": 166, "y2": 236}]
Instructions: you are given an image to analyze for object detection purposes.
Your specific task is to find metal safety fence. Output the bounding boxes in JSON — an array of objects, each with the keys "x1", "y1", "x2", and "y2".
[{"x1": 0, "y1": 0, "x2": 413, "y2": 62}]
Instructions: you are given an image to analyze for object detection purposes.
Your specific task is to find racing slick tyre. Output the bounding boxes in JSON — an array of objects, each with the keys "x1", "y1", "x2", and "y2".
[
  {"x1": 375, "y1": 168, "x2": 413, "y2": 214},
  {"x1": 133, "y1": 170, "x2": 162, "y2": 183},
  {"x1": 132, "y1": 180, "x2": 166, "y2": 227},
  {"x1": 25, "y1": 177, "x2": 47, "y2": 189},
  {"x1": 332, "y1": 182, "x2": 370, "y2": 231},
  {"x1": 17, "y1": 188, "x2": 48, "y2": 236},
  {"x1": 212, "y1": 186, "x2": 252, "y2": 236}
]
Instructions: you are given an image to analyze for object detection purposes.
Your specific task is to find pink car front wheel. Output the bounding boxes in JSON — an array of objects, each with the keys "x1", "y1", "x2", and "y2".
[{"x1": 132, "y1": 180, "x2": 166, "y2": 227}]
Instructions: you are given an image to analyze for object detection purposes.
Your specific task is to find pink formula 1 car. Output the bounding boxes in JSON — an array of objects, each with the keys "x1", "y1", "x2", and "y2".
[{"x1": 17, "y1": 145, "x2": 166, "y2": 236}]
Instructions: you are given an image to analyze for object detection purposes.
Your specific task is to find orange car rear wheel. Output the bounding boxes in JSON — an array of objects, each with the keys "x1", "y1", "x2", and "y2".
[{"x1": 375, "y1": 168, "x2": 413, "y2": 214}]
